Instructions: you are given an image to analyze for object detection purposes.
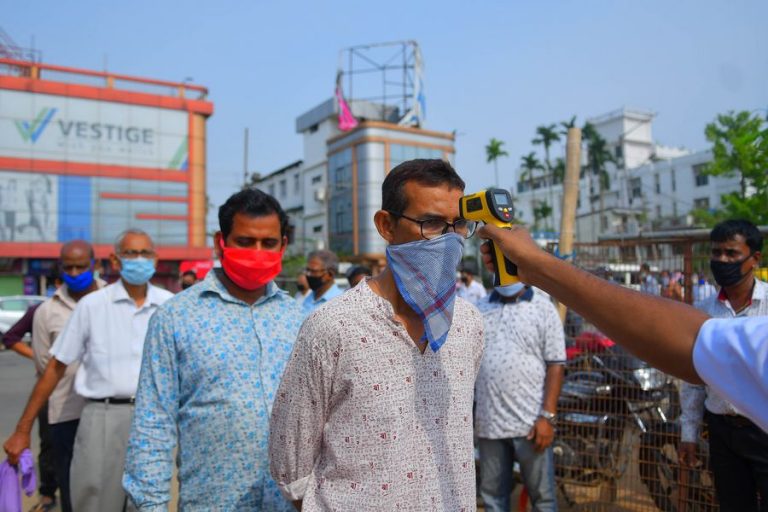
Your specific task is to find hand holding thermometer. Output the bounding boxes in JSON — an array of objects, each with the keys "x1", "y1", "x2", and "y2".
[{"x1": 459, "y1": 188, "x2": 519, "y2": 286}]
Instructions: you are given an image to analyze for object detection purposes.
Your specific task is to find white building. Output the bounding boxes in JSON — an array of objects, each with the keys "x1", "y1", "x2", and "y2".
[{"x1": 515, "y1": 108, "x2": 740, "y2": 242}]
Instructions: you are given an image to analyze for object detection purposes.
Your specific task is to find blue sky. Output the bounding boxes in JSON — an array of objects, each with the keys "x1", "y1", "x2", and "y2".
[{"x1": 4, "y1": 1, "x2": 767, "y2": 230}]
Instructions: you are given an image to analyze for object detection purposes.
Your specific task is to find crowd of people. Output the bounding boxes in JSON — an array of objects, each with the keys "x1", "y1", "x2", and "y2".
[{"x1": 1, "y1": 158, "x2": 765, "y2": 512}]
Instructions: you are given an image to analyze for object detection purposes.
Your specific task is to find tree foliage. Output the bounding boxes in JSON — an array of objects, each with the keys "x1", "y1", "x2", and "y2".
[
  {"x1": 695, "y1": 110, "x2": 768, "y2": 226},
  {"x1": 485, "y1": 137, "x2": 509, "y2": 187}
]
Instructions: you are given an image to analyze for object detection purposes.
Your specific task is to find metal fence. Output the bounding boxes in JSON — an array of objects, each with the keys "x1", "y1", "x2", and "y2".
[{"x1": 519, "y1": 232, "x2": 766, "y2": 512}]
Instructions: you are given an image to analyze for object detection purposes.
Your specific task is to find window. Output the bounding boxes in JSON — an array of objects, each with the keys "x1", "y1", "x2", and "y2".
[
  {"x1": 654, "y1": 174, "x2": 660, "y2": 194},
  {"x1": 313, "y1": 225, "x2": 323, "y2": 233},
  {"x1": 294, "y1": 174, "x2": 300, "y2": 193},
  {"x1": 630, "y1": 178, "x2": 642, "y2": 199},
  {"x1": 694, "y1": 197, "x2": 710, "y2": 210},
  {"x1": 693, "y1": 164, "x2": 709, "y2": 187},
  {"x1": 615, "y1": 145, "x2": 623, "y2": 160},
  {"x1": 671, "y1": 168, "x2": 676, "y2": 192},
  {"x1": 655, "y1": 205, "x2": 661, "y2": 218},
  {"x1": 268, "y1": 184, "x2": 275, "y2": 196},
  {"x1": 279, "y1": 180, "x2": 287, "y2": 197},
  {"x1": 311, "y1": 174, "x2": 322, "y2": 184}
]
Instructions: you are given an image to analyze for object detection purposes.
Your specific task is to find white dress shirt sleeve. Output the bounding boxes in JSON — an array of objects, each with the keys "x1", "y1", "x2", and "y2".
[
  {"x1": 692, "y1": 317, "x2": 768, "y2": 433},
  {"x1": 49, "y1": 297, "x2": 89, "y2": 366}
]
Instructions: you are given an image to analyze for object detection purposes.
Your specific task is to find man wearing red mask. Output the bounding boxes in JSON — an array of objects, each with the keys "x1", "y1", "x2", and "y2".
[{"x1": 123, "y1": 189, "x2": 304, "y2": 511}]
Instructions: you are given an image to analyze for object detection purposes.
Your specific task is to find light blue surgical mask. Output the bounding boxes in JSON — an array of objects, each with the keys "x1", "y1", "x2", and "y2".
[
  {"x1": 386, "y1": 233, "x2": 464, "y2": 352},
  {"x1": 120, "y1": 257, "x2": 156, "y2": 285},
  {"x1": 494, "y1": 282, "x2": 526, "y2": 297}
]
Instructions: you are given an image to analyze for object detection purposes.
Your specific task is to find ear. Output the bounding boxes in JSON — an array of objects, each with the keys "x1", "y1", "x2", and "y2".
[
  {"x1": 214, "y1": 232, "x2": 224, "y2": 260},
  {"x1": 752, "y1": 250, "x2": 761, "y2": 268},
  {"x1": 374, "y1": 210, "x2": 396, "y2": 244},
  {"x1": 281, "y1": 235, "x2": 288, "y2": 249},
  {"x1": 109, "y1": 253, "x2": 121, "y2": 271}
]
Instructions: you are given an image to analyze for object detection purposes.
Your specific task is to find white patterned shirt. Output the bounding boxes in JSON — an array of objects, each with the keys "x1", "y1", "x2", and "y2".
[
  {"x1": 680, "y1": 278, "x2": 768, "y2": 442},
  {"x1": 269, "y1": 280, "x2": 484, "y2": 511},
  {"x1": 474, "y1": 288, "x2": 566, "y2": 439}
]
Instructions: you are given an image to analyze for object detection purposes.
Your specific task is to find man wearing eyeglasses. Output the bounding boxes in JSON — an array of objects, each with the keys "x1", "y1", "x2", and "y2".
[
  {"x1": 302, "y1": 249, "x2": 344, "y2": 314},
  {"x1": 3, "y1": 229, "x2": 173, "y2": 512},
  {"x1": 270, "y1": 159, "x2": 485, "y2": 510}
]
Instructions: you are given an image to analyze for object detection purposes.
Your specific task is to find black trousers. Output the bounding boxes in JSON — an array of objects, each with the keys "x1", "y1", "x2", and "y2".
[
  {"x1": 36, "y1": 406, "x2": 57, "y2": 499},
  {"x1": 50, "y1": 419, "x2": 79, "y2": 512},
  {"x1": 707, "y1": 411, "x2": 768, "y2": 512}
]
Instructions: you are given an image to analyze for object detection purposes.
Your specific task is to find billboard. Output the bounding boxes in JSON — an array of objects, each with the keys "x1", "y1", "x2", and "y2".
[{"x1": 0, "y1": 89, "x2": 189, "y2": 170}]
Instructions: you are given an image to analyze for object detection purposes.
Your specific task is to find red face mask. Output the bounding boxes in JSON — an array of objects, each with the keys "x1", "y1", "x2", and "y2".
[{"x1": 219, "y1": 238, "x2": 284, "y2": 291}]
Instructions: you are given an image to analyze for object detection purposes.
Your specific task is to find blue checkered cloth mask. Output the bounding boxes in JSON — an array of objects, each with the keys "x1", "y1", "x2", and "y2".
[{"x1": 386, "y1": 232, "x2": 465, "y2": 352}]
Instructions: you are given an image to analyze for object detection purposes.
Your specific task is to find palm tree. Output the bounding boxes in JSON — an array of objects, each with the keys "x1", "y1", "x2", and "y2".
[
  {"x1": 533, "y1": 124, "x2": 561, "y2": 226},
  {"x1": 519, "y1": 152, "x2": 543, "y2": 193},
  {"x1": 582, "y1": 122, "x2": 616, "y2": 230},
  {"x1": 485, "y1": 138, "x2": 509, "y2": 187}
]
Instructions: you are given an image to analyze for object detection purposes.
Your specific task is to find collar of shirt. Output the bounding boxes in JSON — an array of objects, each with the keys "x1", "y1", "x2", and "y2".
[
  {"x1": 308, "y1": 283, "x2": 343, "y2": 304},
  {"x1": 54, "y1": 279, "x2": 107, "y2": 310},
  {"x1": 110, "y1": 278, "x2": 167, "y2": 309},
  {"x1": 716, "y1": 278, "x2": 767, "y2": 311},
  {"x1": 198, "y1": 270, "x2": 286, "y2": 306}
]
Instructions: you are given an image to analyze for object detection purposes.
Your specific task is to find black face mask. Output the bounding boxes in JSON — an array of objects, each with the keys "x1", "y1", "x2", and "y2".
[
  {"x1": 181, "y1": 282, "x2": 193, "y2": 290},
  {"x1": 710, "y1": 254, "x2": 752, "y2": 287},
  {"x1": 306, "y1": 274, "x2": 326, "y2": 291}
]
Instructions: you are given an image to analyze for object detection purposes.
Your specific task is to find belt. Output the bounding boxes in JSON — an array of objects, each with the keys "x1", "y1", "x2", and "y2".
[{"x1": 88, "y1": 397, "x2": 135, "y2": 405}]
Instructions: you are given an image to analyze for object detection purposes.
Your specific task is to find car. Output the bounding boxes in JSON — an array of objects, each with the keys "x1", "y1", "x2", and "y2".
[{"x1": 0, "y1": 295, "x2": 47, "y2": 336}]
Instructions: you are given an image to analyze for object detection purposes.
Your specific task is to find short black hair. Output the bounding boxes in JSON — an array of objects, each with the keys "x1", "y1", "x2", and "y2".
[
  {"x1": 218, "y1": 188, "x2": 290, "y2": 239},
  {"x1": 382, "y1": 159, "x2": 465, "y2": 214},
  {"x1": 346, "y1": 265, "x2": 372, "y2": 280},
  {"x1": 181, "y1": 270, "x2": 197, "y2": 279},
  {"x1": 710, "y1": 219, "x2": 763, "y2": 253}
]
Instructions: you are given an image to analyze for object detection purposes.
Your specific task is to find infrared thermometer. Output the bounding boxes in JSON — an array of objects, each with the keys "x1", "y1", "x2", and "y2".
[{"x1": 459, "y1": 188, "x2": 519, "y2": 286}]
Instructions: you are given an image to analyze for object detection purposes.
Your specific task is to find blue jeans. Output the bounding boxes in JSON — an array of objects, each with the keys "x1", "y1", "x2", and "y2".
[{"x1": 478, "y1": 437, "x2": 557, "y2": 512}]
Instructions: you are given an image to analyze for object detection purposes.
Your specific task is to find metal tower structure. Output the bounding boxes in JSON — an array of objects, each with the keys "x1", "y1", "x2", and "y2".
[{"x1": 338, "y1": 40, "x2": 425, "y2": 127}]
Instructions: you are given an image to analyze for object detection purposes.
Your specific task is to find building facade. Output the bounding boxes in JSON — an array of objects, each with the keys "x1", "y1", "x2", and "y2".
[
  {"x1": 255, "y1": 98, "x2": 455, "y2": 263},
  {"x1": 0, "y1": 58, "x2": 213, "y2": 293},
  {"x1": 515, "y1": 108, "x2": 739, "y2": 242}
]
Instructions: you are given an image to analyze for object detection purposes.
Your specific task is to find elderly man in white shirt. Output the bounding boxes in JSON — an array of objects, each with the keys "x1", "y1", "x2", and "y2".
[{"x1": 3, "y1": 229, "x2": 173, "y2": 512}]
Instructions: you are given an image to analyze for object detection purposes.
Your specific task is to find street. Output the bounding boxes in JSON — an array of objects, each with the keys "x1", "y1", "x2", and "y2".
[{"x1": 0, "y1": 348, "x2": 44, "y2": 510}]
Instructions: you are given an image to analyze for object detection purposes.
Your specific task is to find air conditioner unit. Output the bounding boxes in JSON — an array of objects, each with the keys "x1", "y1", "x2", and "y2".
[{"x1": 314, "y1": 188, "x2": 326, "y2": 201}]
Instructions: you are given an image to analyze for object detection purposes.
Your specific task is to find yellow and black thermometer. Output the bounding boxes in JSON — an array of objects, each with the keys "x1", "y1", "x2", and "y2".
[{"x1": 459, "y1": 188, "x2": 519, "y2": 286}]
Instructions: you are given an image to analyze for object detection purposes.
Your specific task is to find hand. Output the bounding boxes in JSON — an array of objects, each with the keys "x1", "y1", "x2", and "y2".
[
  {"x1": 477, "y1": 224, "x2": 541, "y2": 283},
  {"x1": 3, "y1": 431, "x2": 31, "y2": 465},
  {"x1": 527, "y1": 418, "x2": 555, "y2": 452},
  {"x1": 678, "y1": 441, "x2": 699, "y2": 467}
]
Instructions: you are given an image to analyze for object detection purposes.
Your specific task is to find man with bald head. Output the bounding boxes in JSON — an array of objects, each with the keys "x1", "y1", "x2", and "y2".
[
  {"x1": 4, "y1": 229, "x2": 173, "y2": 512},
  {"x1": 26, "y1": 240, "x2": 105, "y2": 512}
]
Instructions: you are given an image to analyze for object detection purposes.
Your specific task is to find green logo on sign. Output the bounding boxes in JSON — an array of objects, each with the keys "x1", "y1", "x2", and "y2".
[{"x1": 14, "y1": 108, "x2": 58, "y2": 143}]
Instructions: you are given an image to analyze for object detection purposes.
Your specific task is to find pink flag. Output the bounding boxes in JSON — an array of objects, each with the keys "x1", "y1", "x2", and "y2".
[{"x1": 336, "y1": 73, "x2": 358, "y2": 131}]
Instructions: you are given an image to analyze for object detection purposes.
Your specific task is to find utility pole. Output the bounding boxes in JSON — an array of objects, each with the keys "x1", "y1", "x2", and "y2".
[
  {"x1": 556, "y1": 127, "x2": 582, "y2": 322},
  {"x1": 243, "y1": 128, "x2": 249, "y2": 188}
]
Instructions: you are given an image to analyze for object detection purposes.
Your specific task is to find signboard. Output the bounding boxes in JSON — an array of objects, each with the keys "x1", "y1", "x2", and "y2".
[{"x1": 0, "y1": 89, "x2": 189, "y2": 170}]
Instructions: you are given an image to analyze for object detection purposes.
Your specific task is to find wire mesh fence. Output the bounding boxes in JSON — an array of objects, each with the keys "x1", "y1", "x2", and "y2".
[{"x1": 506, "y1": 232, "x2": 767, "y2": 512}]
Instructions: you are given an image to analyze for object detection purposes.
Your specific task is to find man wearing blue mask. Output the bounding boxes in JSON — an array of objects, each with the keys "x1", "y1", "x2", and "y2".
[
  {"x1": 270, "y1": 159, "x2": 485, "y2": 510},
  {"x1": 28, "y1": 240, "x2": 105, "y2": 512},
  {"x1": 3, "y1": 229, "x2": 173, "y2": 512},
  {"x1": 474, "y1": 282, "x2": 565, "y2": 512}
]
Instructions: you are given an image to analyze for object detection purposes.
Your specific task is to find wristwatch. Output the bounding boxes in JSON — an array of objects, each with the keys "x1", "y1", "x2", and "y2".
[{"x1": 538, "y1": 410, "x2": 557, "y2": 425}]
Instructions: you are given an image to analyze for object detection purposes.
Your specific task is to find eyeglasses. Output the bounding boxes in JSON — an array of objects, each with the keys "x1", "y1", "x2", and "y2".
[
  {"x1": 387, "y1": 211, "x2": 477, "y2": 240},
  {"x1": 304, "y1": 267, "x2": 327, "y2": 276},
  {"x1": 120, "y1": 249, "x2": 155, "y2": 259}
]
